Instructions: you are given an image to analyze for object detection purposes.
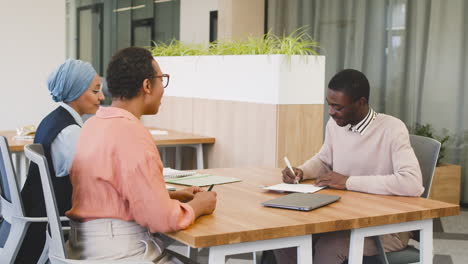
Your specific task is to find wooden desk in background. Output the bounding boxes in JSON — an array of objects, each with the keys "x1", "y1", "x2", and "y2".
[
  {"x1": 165, "y1": 168, "x2": 459, "y2": 264},
  {"x1": 146, "y1": 127, "x2": 215, "y2": 170},
  {"x1": 0, "y1": 128, "x2": 215, "y2": 185}
]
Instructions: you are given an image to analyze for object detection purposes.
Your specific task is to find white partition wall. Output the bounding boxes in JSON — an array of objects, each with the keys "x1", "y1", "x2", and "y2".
[
  {"x1": 143, "y1": 55, "x2": 326, "y2": 168},
  {"x1": 159, "y1": 55, "x2": 325, "y2": 104},
  {"x1": 0, "y1": 0, "x2": 65, "y2": 130}
]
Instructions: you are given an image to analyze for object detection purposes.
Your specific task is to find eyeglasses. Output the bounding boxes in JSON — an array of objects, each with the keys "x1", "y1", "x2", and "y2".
[{"x1": 154, "y1": 74, "x2": 170, "y2": 88}]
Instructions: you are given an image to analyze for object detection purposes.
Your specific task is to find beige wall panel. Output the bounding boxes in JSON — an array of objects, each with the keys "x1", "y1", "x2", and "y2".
[
  {"x1": 192, "y1": 98, "x2": 277, "y2": 168},
  {"x1": 218, "y1": 0, "x2": 264, "y2": 41},
  {"x1": 276, "y1": 105, "x2": 324, "y2": 168},
  {"x1": 143, "y1": 98, "x2": 325, "y2": 170},
  {"x1": 142, "y1": 96, "x2": 194, "y2": 133}
]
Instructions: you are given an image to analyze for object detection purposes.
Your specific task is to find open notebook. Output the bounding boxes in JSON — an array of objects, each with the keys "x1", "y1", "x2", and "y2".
[
  {"x1": 165, "y1": 174, "x2": 241, "y2": 187},
  {"x1": 163, "y1": 168, "x2": 196, "y2": 179}
]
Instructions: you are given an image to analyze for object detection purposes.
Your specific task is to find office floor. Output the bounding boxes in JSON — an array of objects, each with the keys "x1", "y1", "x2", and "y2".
[
  {"x1": 167, "y1": 207, "x2": 468, "y2": 264},
  {"x1": 415, "y1": 206, "x2": 468, "y2": 264}
]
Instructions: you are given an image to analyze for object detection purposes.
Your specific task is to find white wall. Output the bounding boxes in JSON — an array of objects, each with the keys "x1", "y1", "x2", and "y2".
[
  {"x1": 0, "y1": 0, "x2": 66, "y2": 130},
  {"x1": 180, "y1": 0, "x2": 217, "y2": 44}
]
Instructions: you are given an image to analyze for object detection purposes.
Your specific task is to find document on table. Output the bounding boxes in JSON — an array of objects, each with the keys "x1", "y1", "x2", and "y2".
[
  {"x1": 165, "y1": 184, "x2": 176, "y2": 191},
  {"x1": 263, "y1": 183, "x2": 325, "y2": 193},
  {"x1": 149, "y1": 129, "x2": 168, "y2": 135}
]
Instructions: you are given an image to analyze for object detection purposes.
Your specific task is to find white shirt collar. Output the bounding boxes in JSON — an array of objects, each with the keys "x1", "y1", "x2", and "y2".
[
  {"x1": 348, "y1": 108, "x2": 378, "y2": 135},
  {"x1": 59, "y1": 102, "x2": 84, "y2": 127}
]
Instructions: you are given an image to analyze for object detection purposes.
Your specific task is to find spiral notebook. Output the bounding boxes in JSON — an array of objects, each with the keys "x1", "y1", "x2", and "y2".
[
  {"x1": 165, "y1": 174, "x2": 241, "y2": 187},
  {"x1": 163, "y1": 168, "x2": 196, "y2": 179}
]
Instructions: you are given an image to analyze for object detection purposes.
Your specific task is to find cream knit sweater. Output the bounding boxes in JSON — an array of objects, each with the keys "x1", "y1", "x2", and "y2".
[{"x1": 299, "y1": 113, "x2": 424, "y2": 197}]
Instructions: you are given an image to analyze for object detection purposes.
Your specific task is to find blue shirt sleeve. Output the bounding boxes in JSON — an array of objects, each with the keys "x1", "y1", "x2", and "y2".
[{"x1": 50, "y1": 124, "x2": 81, "y2": 177}]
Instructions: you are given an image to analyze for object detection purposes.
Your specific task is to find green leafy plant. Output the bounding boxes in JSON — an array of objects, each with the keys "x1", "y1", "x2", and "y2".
[
  {"x1": 412, "y1": 123, "x2": 449, "y2": 166},
  {"x1": 148, "y1": 27, "x2": 320, "y2": 57}
]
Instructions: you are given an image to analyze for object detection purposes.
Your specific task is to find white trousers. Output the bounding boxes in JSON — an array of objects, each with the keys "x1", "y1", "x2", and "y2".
[{"x1": 66, "y1": 218, "x2": 180, "y2": 263}]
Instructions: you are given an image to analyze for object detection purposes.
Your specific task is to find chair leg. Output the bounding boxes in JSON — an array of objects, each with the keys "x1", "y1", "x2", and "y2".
[
  {"x1": 372, "y1": 236, "x2": 389, "y2": 264},
  {"x1": 37, "y1": 236, "x2": 49, "y2": 264}
]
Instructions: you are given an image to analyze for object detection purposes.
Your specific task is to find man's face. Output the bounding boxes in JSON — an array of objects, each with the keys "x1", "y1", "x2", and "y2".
[{"x1": 326, "y1": 88, "x2": 360, "y2": 127}]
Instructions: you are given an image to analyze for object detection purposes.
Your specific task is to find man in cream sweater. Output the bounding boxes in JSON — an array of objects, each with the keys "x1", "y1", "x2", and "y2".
[{"x1": 277, "y1": 69, "x2": 424, "y2": 264}]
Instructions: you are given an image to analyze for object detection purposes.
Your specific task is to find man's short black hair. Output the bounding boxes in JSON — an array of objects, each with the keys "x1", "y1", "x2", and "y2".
[
  {"x1": 328, "y1": 69, "x2": 370, "y2": 103},
  {"x1": 106, "y1": 47, "x2": 155, "y2": 100}
]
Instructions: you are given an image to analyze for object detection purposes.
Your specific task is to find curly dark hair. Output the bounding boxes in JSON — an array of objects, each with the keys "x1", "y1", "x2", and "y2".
[{"x1": 106, "y1": 47, "x2": 156, "y2": 99}]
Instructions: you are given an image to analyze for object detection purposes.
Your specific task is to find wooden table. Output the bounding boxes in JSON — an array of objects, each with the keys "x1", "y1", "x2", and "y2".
[
  {"x1": 0, "y1": 130, "x2": 33, "y2": 185},
  {"x1": 165, "y1": 168, "x2": 459, "y2": 264},
  {"x1": 0, "y1": 129, "x2": 215, "y2": 184}
]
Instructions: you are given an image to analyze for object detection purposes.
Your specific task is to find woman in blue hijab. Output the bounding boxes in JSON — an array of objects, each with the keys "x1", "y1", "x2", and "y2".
[{"x1": 16, "y1": 59, "x2": 105, "y2": 264}]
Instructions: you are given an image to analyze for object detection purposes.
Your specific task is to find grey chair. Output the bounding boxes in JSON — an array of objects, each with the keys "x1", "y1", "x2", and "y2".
[
  {"x1": 373, "y1": 134, "x2": 441, "y2": 264},
  {"x1": 0, "y1": 136, "x2": 50, "y2": 263},
  {"x1": 24, "y1": 143, "x2": 154, "y2": 263}
]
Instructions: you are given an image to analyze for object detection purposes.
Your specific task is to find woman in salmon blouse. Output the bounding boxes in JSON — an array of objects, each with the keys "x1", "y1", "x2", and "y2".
[{"x1": 65, "y1": 47, "x2": 217, "y2": 263}]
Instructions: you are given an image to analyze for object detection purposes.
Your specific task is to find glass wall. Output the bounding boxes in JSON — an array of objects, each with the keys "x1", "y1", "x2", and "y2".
[{"x1": 66, "y1": 0, "x2": 180, "y2": 76}]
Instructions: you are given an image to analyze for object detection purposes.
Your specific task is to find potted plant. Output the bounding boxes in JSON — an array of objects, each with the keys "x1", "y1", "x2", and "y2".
[
  {"x1": 412, "y1": 123, "x2": 461, "y2": 204},
  {"x1": 143, "y1": 28, "x2": 326, "y2": 169}
]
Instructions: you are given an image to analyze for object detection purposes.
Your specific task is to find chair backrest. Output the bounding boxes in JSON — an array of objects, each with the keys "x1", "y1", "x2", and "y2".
[
  {"x1": 0, "y1": 136, "x2": 27, "y2": 261},
  {"x1": 409, "y1": 134, "x2": 441, "y2": 199},
  {"x1": 24, "y1": 144, "x2": 67, "y2": 259},
  {"x1": 0, "y1": 136, "x2": 25, "y2": 217}
]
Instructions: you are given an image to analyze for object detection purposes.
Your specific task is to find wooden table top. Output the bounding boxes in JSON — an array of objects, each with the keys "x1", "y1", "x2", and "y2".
[
  {"x1": 166, "y1": 168, "x2": 459, "y2": 248},
  {"x1": 146, "y1": 127, "x2": 215, "y2": 146},
  {"x1": 0, "y1": 130, "x2": 33, "y2": 152},
  {"x1": 0, "y1": 128, "x2": 215, "y2": 152}
]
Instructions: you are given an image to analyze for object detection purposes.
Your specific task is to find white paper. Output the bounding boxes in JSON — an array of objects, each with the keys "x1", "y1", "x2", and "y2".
[
  {"x1": 165, "y1": 184, "x2": 176, "y2": 191},
  {"x1": 150, "y1": 129, "x2": 168, "y2": 135},
  {"x1": 264, "y1": 183, "x2": 325, "y2": 193}
]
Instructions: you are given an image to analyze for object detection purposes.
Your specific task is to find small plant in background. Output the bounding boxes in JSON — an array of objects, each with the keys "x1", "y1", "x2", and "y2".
[
  {"x1": 148, "y1": 27, "x2": 320, "y2": 57},
  {"x1": 412, "y1": 123, "x2": 450, "y2": 165}
]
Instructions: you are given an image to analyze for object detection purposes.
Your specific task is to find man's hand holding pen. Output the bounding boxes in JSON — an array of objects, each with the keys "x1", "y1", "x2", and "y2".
[{"x1": 282, "y1": 167, "x2": 304, "y2": 184}]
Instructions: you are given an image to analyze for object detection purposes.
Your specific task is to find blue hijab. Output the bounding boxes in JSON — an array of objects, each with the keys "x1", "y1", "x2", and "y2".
[{"x1": 47, "y1": 59, "x2": 96, "y2": 103}]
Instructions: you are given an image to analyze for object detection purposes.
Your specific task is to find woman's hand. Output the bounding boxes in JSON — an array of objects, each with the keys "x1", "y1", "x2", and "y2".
[
  {"x1": 169, "y1": 186, "x2": 205, "y2": 202},
  {"x1": 188, "y1": 191, "x2": 217, "y2": 218}
]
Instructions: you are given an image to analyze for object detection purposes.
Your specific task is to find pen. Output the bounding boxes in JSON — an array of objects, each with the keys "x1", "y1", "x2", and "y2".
[
  {"x1": 284, "y1": 156, "x2": 299, "y2": 184},
  {"x1": 207, "y1": 184, "x2": 214, "y2": 191}
]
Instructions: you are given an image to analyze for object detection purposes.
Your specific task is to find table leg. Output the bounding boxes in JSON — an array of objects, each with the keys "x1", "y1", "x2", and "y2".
[
  {"x1": 420, "y1": 219, "x2": 434, "y2": 263},
  {"x1": 348, "y1": 219, "x2": 433, "y2": 264},
  {"x1": 11, "y1": 151, "x2": 27, "y2": 187},
  {"x1": 175, "y1": 146, "x2": 182, "y2": 170},
  {"x1": 195, "y1": 144, "x2": 204, "y2": 169},
  {"x1": 208, "y1": 235, "x2": 312, "y2": 264},
  {"x1": 19, "y1": 153, "x2": 28, "y2": 187},
  {"x1": 159, "y1": 147, "x2": 167, "y2": 166}
]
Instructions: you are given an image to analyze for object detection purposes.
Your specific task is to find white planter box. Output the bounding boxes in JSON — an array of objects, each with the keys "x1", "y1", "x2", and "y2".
[{"x1": 155, "y1": 54, "x2": 326, "y2": 105}]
